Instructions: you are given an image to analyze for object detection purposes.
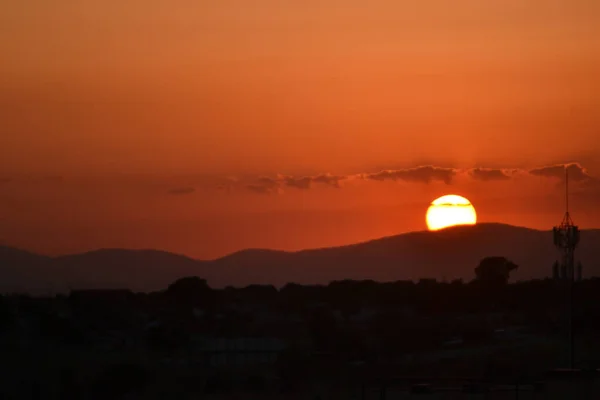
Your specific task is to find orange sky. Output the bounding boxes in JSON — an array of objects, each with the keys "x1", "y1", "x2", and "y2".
[{"x1": 1, "y1": 1, "x2": 599, "y2": 258}]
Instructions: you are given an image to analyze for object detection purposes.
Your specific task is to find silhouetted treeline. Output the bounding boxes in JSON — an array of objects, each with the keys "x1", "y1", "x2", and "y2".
[
  {"x1": 3, "y1": 258, "x2": 600, "y2": 398},
  {"x1": 4, "y1": 275, "x2": 600, "y2": 325}
]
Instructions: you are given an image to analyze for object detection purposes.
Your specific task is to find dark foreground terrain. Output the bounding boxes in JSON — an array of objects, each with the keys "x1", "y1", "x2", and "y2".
[{"x1": 1, "y1": 265, "x2": 600, "y2": 399}]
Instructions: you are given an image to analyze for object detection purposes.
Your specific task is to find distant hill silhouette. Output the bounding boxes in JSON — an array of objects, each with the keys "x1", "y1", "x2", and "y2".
[
  {"x1": 0, "y1": 246, "x2": 51, "y2": 293},
  {"x1": 52, "y1": 249, "x2": 209, "y2": 293},
  {"x1": 2, "y1": 223, "x2": 600, "y2": 294}
]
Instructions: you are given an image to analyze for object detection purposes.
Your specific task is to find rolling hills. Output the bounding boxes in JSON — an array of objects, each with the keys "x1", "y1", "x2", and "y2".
[{"x1": 1, "y1": 223, "x2": 599, "y2": 294}]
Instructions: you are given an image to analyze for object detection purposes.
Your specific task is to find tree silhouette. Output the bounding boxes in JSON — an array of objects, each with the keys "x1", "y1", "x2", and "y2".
[
  {"x1": 165, "y1": 276, "x2": 213, "y2": 307},
  {"x1": 474, "y1": 256, "x2": 518, "y2": 286}
]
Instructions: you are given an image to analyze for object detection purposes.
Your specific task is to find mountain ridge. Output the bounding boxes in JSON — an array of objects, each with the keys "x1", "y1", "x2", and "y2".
[{"x1": 2, "y1": 223, "x2": 600, "y2": 294}]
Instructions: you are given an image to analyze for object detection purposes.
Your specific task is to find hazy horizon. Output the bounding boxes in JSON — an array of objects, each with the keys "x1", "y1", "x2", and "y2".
[{"x1": 1, "y1": 0, "x2": 599, "y2": 259}]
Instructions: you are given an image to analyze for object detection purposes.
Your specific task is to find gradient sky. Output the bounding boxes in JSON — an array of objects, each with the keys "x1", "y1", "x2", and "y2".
[{"x1": 1, "y1": 1, "x2": 600, "y2": 258}]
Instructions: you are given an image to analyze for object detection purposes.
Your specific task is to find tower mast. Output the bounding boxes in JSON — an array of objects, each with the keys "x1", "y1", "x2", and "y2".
[
  {"x1": 565, "y1": 167, "x2": 569, "y2": 215},
  {"x1": 552, "y1": 166, "x2": 580, "y2": 369}
]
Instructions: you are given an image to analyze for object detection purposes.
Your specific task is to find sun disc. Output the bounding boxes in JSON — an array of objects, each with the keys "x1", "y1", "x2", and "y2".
[{"x1": 426, "y1": 194, "x2": 477, "y2": 231}]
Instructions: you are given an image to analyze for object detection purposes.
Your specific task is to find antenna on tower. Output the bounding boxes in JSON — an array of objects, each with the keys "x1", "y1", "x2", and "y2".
[
  {"x1": 566, "y1": 167, "x2": 569, "y2": 214},
  {"x1": 560, "y1": 166, "x2": 574, "y2": 227}
]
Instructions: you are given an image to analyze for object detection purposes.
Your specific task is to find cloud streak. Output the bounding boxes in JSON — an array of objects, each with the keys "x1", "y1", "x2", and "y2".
[
  {"x1": 364, "y1": 165, "x2": 456, "y2": 184},
  {"x1": 246, "y1": 173, "x2": 346, "y2": 194},
  {"x1": 243, "y1": 162, "x2": 598, "y2": 194},
  {"x1": 247, "y1": 184, "x2": 277, "y2": 195},
  {"x1": 246, "y1": 177, "x2": 281, "y2": 195},
  {"x1": 469, "y1": 168, "x2": 513, "y2": 181},
  {"x1": 0, "y1": 163, "x2": 595, "y2": 197},
  {"x1": 168, "y1": 187, "x2": 196, "y2": 195},
  {"x1": 528, "y1": 162, "x2": 592, "y2": 182},
  {"x1": 312, "y1": 174, "x2": 345, "y2": 188}
]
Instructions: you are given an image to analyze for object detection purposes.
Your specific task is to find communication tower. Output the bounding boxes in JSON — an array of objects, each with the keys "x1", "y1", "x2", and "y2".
[
  {"x1": 552, "y1": 167, "x2": 580, "y2": 369},
  {"x1": 553, "y1": 169, "x2": 580, "y2": 281}
]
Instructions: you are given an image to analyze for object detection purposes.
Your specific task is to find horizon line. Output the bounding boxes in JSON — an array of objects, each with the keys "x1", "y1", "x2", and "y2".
[{"x1": 3, "y1": 222, "x2": 595, "y2": 261}]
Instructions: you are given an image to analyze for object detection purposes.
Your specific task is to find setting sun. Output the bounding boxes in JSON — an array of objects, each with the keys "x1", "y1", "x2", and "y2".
[{"x1": 426, "y1": 195, "x2": 477, "y2": 231}]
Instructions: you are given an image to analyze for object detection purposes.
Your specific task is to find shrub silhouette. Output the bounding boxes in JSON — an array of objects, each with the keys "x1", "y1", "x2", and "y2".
[{"x1": 474, "y1": 256, "x2": 518, "y2": 286}]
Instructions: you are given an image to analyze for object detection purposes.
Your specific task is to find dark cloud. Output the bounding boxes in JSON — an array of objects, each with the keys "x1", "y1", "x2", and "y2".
[
  {"x1": 247, "y1": 173, "x2": 345, "y2": 194},
  {"x1": 529, "y1": 163, "x2": 591, "y2": 182},
  {"x1": 242, "y1": 162, "x2": 597, "y2": 194},
  {"x1": 168, "y1": 187, "x2": 196, "y2": 195},
  {"x1": 256, "y1": 177, "x2": 280, "y2": 190},
  {"x1": 365, "y1": 166, "x2": 456, "y2": 184},
  {"x1": 284, "y1": 176, "x2": 312, "y2": 190},
  {"x1": 246, "y1": 177, "x2": 281, "y2": 194},
  {"x1": 312, "y1": 174, "x2": 344, "y2": 188},
  {"x1": 469, "y1": 168, "x2": 512, "y2": 181},
  {"x1": 283, "y1": 174, "x2": 345, "y2": 190},
  {"x1": 247, "y1": 184, "x2": 278, "y2": 195}
]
